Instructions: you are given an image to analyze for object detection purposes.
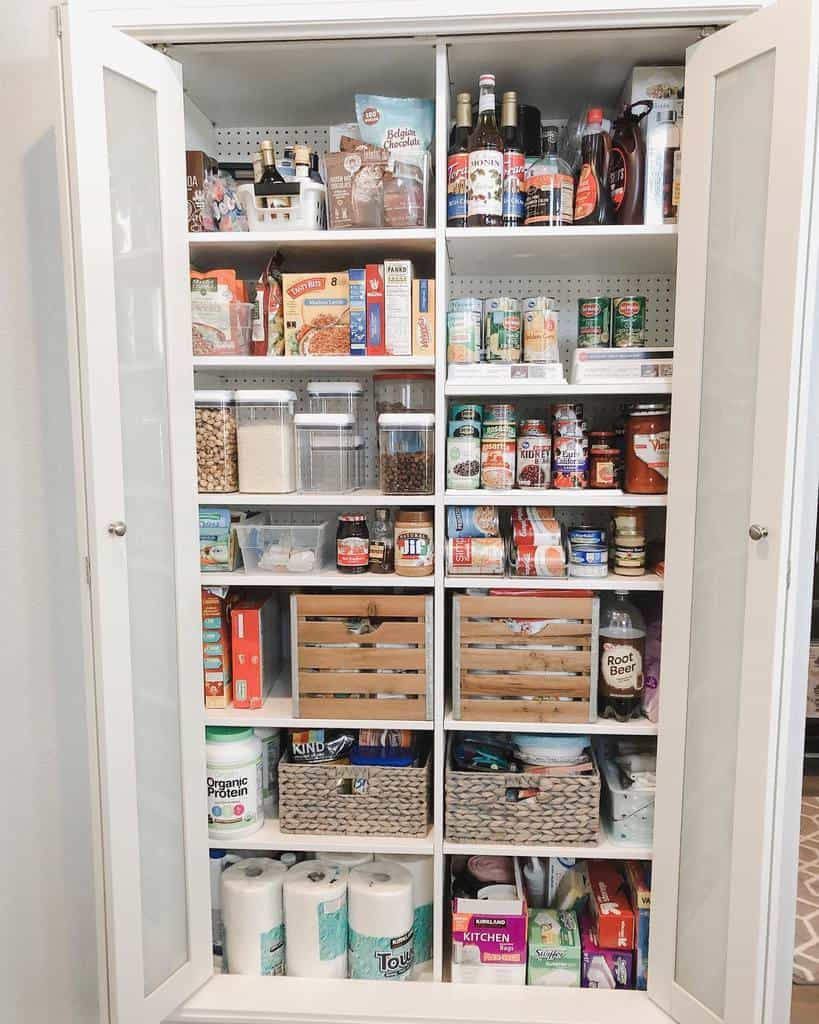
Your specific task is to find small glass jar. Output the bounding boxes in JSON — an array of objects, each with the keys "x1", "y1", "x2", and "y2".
[
  {"x1": 194, "y1": 390, "x2": 238, "y2": 493},
  {"x1": 336, "y1": 514, "x2": 369, "y2": 574},
  {"x1": 613, "y1": 530, "x2": 647, "y2": 576},
  {"x1": 307, "y1": 381, "x2": 364, "y2": 427},
  {"x1": 378, "y1": 413, "x2": 435, "y2": 495},
  {"x1": 589, "y1": 445, "x2": 622, "y2": 489},
  {"x1": 383, "y1": 160, "x2": 425, "y2": 228},
  {"x1": 624, "y1": 404, "x2": 671, "y2": 494},
  {"x1": 295, "y1": 413, "x2": 357, "y2": 493},
  {"x1": 395, "y1": 510, "x2": 434, "y2": 576},
  {"x1": 369, "y1": 508, "x2": 395, "y2": 573},
  {"x1": 234, "y1": 390, "x2": 297, "y2": 494}
]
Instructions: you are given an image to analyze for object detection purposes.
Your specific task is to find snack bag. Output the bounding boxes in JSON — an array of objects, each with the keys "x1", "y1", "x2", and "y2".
[
  {"x1": 252, "y1": 255, "x2": 284, "y2": 356},
  {"x1": 355, "y1": 95, "x2": 434, "y2": 153}
]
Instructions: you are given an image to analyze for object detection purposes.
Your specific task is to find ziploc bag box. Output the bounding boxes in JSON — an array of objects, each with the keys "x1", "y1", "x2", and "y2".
[
  {"x1": 580, "y1": 913, "x2": 634, "y2": 989},
  {"x1": 623, "y1": 860, "x2": 651, "y2": 991},
  {"x1": 587, "y1": 861, "x2": 635, "y2": 950},
  {"x1": 527, "y1": 909, "x2": 581, "y2": 987},
  {"x1": 451, "y1": 859, "x2": 527, "y2": 984},
  {"x1": 200, "y1": 507, "x2": 241, "y2": 573}
]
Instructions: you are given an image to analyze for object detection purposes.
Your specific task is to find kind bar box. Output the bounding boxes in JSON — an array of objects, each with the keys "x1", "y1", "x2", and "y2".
[
  {"x1": 186, "y1": 150, "x2": 218, "y2": 232},
  {"x1": 282, "y1": 272, "x2": 350, "y2": 355},
  {"x1": 202, "y1": 587, "x2": 231, "y2": 708},
  {"x1": 231, "y1": 595, "x2": 280, "y2": 709},
  {"x1": 527, "y1": 910, "x2": 581, "y2": 987},
  {"x1": 365, "y1": 264, "x2": 386, "y2": 355},
  {"x1": 587, "y1": 861, "x2": 636, "y2": 950},
  {"x1": 384, "y1": 259, "x2": 413, "y2": 356},
  {"x1": 200, "y1": 507, "x2": 241, "y2": 573},
  {"x1": 580, "y1": 913, "x2": 634, "y2": 989},
  {"x1": 348, "y1": 268, "x2": 366, "y2": 356},
  {"x1": 451, "y1": 859, "x2": 527, "y2": 984},
  {"x1": 412, "y1": 279, "x2": 435, "y2": 355},
  {"x1": 623, "y1": 860, "x2": 651, "y2": 991}
]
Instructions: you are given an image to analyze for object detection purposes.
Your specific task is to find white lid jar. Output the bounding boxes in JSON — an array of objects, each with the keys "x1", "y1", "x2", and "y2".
[
  {"x1": 235, "y1": 389, "x2": 297, "y2": 494},
  {"x1": 206, "y1": 726, "x2": 264, "y2": 839},
  {"x1": 378, "y1": 413, "x2": 435, "y2": 495},
  {"x1": 194, "y1": 390, "x2": 238, "y2": 493},
  {"x1": 307, "y1": 380, "x2": 365, "y2": 424},
  {"x1": 295, "y1": 413, "x2": 358, "y2": 493}
]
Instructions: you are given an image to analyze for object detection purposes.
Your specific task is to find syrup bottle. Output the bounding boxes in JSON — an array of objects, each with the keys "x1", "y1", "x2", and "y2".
[
  {"x1": 608, "y1": 101, "x2": 652, "y2": 225},
  {"x1": 573, "y1": 108, "x2": 613, "y2": 226}
]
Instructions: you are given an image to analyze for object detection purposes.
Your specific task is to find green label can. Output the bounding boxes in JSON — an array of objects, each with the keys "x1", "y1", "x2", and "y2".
[
  {"x1": 612, "y1": 296, "x2": 647, "y2": 348},
  {"x1": 577, "y1": 296, "x2": 611, "y2": 347}
]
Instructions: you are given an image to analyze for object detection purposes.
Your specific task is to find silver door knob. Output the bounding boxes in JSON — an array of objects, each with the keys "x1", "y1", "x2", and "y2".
[
  {"x1": 749, "y1": 523, "x2": 768, "y2": 541},
  {"x1": 107, "y1": 521, "x2": 127, "y2": 537}
]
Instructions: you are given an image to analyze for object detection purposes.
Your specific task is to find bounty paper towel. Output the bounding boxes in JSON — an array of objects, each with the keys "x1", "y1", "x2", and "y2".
[
  {"x1": 319, "y1": 852, "x2": 374, "y2": 870},
  {"x1": 348, "y1": 861, "x2": 414, "y2": 981},
  {"x1": 221, "y1": 858, "x2": 287, "y2": 975},
  {"x1": 381, "y1": 853, "x2": 433, "y2": 975},
  {"x1": 284, "y1": 861, "x2": 349, "y2": 978}
]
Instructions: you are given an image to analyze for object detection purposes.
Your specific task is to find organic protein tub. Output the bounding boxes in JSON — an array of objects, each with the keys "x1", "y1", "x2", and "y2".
[{"x1": 206, "y1": 726, "x2": 264, "y2": 840}]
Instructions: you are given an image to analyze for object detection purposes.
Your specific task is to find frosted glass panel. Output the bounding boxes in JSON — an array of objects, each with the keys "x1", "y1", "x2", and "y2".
[
  {"x1": 674, "y1": 51, "x2": 775, "y2": 1015},
  {"x1": 103, "y1": 69, "x2": 188, "y2": 994}
]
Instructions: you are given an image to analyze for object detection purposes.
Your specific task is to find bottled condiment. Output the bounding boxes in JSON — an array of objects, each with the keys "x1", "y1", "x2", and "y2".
[
  {"x1": 369, "y1": 508, "x2": 395, "y2": 573},
  {"x1": 524, "y1": 124, "x2": 574, "y2": 226},
  {"x1": 573, "y1": 108, "x2": 613, "y2": 226},
  {"x1": 599, "y1": 591, "x2": 646, "y2": 720},
  {"x1": 395, "y1": 510, "x2": 434, "y2": 577},
  {"x1": 608, "y1": 102, "x2": 652, "y2": 225},
  {"x1": 259, "y1": 139, "x2": 290, "y2": 209},
  {"x1": 294, "y1": 145, "x2": 311, "y2": 179},
  {"x1": 309, "y1": 151, "x2": 323, "y2": 184},
  {"x1": 447, "y1": 92, "x2": 473, "y2": 228},
  {"x1": 467, "y1": 74, "x2": 504, "y2": 227},
  {"x1": 336, "y1": 514, "x2": 369, "y2": 574},
  {"x1": 500, "y1": 91, "x2": 525, "y2": 227},
  {"x1": 613, "y1": 529, "x2": 646, "y2": 576},
  {"x1": 624, "y1": 404, "x2": 670, "y2": 494},
  {"x1": 589, "y1": 431, "x2": 621, "y2": 489}
]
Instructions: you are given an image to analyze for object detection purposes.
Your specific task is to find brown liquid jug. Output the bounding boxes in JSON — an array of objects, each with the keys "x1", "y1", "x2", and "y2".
[{"x1": 609, "y1": 101, "x2": 653, "y2": 225}]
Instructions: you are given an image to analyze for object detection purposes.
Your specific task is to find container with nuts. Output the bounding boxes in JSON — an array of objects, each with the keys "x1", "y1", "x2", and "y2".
[{"x1": 194, "y1": 390, "x2": 238, "y2": 493}]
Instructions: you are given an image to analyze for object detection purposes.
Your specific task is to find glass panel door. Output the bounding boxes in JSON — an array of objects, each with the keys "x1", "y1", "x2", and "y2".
[{"x1": 60, "y1": 12, "x2": 209, "y2": 1024}]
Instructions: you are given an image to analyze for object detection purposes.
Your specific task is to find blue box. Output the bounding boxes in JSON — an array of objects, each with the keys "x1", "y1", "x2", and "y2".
[{"x1": 348, "y1": 268, "x2": 366, "y2": 356}]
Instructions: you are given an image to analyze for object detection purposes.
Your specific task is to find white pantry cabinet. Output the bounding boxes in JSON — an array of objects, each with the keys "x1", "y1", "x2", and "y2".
[{"x1": 57, "y1": 2, "x2": 819, "y2": 1024}]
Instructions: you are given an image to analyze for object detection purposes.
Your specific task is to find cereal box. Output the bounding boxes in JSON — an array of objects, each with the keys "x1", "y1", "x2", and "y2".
[
  {"x1": 202, "y1": 587, "x2": 231, "y2": 709},
  {"x1": 412, "y1": 279, "x2": 435, "y2": 355},
  {"x1": 282, "y1": 272, "x2": 350, "y2": 355}
]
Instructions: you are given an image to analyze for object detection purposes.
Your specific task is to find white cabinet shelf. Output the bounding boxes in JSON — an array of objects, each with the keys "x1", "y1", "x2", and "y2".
[
  {"x1": 199, "y1": 489, "x2": 434, "y2": 507},
  {"x1": 206, "y1": 696, "x2": 434, "y2": 730},
  {"x1": 444, "y1": 708, "x2": 658, "y2": 736},
  {"x1": 202, "y1": 570, "x2": 435, "y2": 588},
  {"x1": 445, "y1": 489, "x2": 667, "y2": 507},
  {"x1": 443, "y1": 836, "x2": 652, "y2": 860},
  {"x1": 194, "y1": 355, "x2": 435, "y2": 372},
  {"x1": 445, "y1": 224, "x2": 678, "y2": 275},
  {"x1": 189, "y1": 228, "x2": 436, "y2": 266},
  {"x1": 444, "y1": 572, "x2": 664, "y2": 591},
  {"x1": 209, "y1": 818, "x2": 435, "y2": 854},
  {"x1": 444, "y1": 380, "x2": 672, "y2": 397}
]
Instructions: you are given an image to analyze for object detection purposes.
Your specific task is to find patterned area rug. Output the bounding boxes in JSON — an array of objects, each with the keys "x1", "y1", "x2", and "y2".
[{"x1": 795, "y1": 797, "x2": 819, "y2": 984}]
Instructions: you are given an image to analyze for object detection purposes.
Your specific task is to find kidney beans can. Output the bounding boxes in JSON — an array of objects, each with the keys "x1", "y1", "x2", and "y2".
[
  {"x1": 446, "y1": 506, "x2": 500, "y2": 538},
  {"x1": 577, "y1": 296, "x2": 611, "y2": 347},
  {"x1": 612, "y1": 295, "x2": 647, "y2": 348},
  {"x1": 516, "y1": 422, "x2": 551, "y2": 488}
]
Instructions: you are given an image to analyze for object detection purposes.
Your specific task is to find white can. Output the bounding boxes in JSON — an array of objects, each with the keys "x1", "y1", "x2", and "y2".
[{"x1": 206, "y1": 726, "x2": 264, "y2": 839}]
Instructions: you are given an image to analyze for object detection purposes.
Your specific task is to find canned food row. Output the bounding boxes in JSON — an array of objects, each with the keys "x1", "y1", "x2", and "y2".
[{"x1": 447, "y1": 295, "x2": 559, "y2": 364}]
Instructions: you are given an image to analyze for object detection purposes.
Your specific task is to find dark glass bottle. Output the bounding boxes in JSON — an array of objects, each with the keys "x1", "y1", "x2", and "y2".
[
  {"x1": 573, "y1": 108, "x2": 614, "y2": 226},
  {"x1": 368, "y1": 508, "x2": 395, "y2": 573},
  {"x1": 467, "y1": 74, "x2": 504, "y2": 227},
  {"x1": 500, "y1": 91, "x2": 525, "y2": 227},
  {"x1": 259, "y1": 139, "x2": 290, "y2": 210},
  {"x1": 447, "y1": 92, "x2": 473, "y2": 227}
]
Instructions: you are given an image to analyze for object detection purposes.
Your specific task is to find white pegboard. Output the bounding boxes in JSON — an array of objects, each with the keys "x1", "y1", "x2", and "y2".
[{"x1": 216, "y1": 126, "x2": 330, "y2": 163}]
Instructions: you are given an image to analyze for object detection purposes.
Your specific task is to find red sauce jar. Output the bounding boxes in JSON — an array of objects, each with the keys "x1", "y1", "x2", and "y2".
[
  {"x1": 624, "y1": 404, "x2": 670, "y2": 493},
  {"x1": 336, "y1": 514, "x2": 369, "y2": 573}
]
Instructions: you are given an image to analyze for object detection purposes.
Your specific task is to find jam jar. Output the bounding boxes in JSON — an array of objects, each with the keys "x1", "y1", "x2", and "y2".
[
  {"x1": 624, "y1": 404, "x2": 670, "y2": 494},
  {"x1": 336, "y1": 514, "x2": 369, "y2": 573},
  {"x1": 589, "y1": 430, "x2": 622, "y2": 489}
]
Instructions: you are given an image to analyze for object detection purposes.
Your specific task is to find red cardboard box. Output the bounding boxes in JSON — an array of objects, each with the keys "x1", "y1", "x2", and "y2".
[
  {"x1": 202, "y1": 587, "x2": 232, "y2": 708},
  {"x1": 366, "y1": 264, "x2": 386, "y2": 355},
  {"x1": 230, "y1": 595, "x2": 279, "y2": 709},
  {"x1": 587, "y1": 861, "x2": 636, "y2": 950}
]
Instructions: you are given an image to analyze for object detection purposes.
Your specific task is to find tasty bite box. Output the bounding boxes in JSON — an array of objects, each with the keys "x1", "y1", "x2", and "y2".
[
  {"x1": 202, "y1": 587, "x2": 231, "y2": 708},
  {"x1": 587, "y1": 861, "x2": 635, "y2": 950},
  {"x1": 282, "y1": 272, "x2": 350, "y2": 355},
  {"x1": 451, "y1": 860, "x2": 527, "y2": 984},
  {"x1": 527, "y1": 910, "x2": 581, "y2": 987},
  {"x1": 230, "y1": 594, "x2": 280, "y2": 709},
  {"x1": 412, "y1": 278, "x2": 435, "y2": 355},
  {"x1": 580, "y1": 913, "x2": 634, "y2": 989},
  {"x1": 623, "y1": 860, "x2": 651, "y2": 991}
]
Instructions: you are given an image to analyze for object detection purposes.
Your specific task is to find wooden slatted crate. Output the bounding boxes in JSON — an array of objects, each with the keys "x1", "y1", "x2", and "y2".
[
  {"x1": 452, "y1": 594, "x2": 599, "y2": 723},
  {"x1": 291, "y1": 593, "x2": 433, "y2": 720}
]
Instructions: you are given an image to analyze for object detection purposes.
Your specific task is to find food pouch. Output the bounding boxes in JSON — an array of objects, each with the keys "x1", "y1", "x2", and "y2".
[{"x1": 355, "y1": 95, "x2": 435, "y2": 153}]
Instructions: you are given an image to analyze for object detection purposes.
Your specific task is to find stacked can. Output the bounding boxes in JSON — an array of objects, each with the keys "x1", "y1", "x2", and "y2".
[
  {"x1": 552, "y1": 402, "x2": 589, "y2": 489},
  {"x1": 577, "y1": 295, "x2": 647, "y2": 348},
  {"x1": 480, "y1": 403, "x2": 517, "y2": 489},
  {"x1": 446, "y1": 404, "x2": 483, "y2": 489},
  {"x1": 522, "y1": 296, "x2": 560, "y2": 363},
  {"x1": 516, "y1": 419, "x2": 551, "y2": 488},
  {"x1": 484, "y1": 297, "x2": 522, "y2": 362},
  {"x1": 447, "y1": 298, "x2": 483, "y2": 364},
  {"x1": 567, "y1": 525, "x2": 608, "y2": 578}
]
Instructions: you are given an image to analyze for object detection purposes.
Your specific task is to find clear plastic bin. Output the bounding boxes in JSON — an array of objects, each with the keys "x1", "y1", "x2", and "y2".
[
  {"x1": 295, "y1": 413, "x2": 359, "y2": 493},
  {"x1": 235, "y1": 389, "x2": 297, "y2": 493},
  {"x1": 234, "y1": 513, "x2": 332, "y2": 574},
  {"x1": 378, "y1": 413, "x2": 435, "y2": 495},
  {"x1": 373, "y1": 371, "x2": 435, "y2": 417},
  {"x1": 307, "y1": 381, "x2": 365, "y2": 429},
  {"x1": 192, "y1": 302, "x2": 253, "y2": 356},
  {"x1": 194, "y1": 390, "x2": 238, "y2": 492}
]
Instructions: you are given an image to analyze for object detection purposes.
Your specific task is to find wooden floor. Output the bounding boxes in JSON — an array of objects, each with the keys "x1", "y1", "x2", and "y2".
[{"x1": 792, "y1": 770, "x2": 819, "y2": 1023}]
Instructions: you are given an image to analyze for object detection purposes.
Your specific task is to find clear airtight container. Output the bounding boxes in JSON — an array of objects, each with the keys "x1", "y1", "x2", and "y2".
[
  {"x1": 295, "y1": 413, "x2": 359, "y2": 493},
  {"x1": 306, "y1": 381, "x2": 365, "y2": 428},
  {"x1": 194, "y1": 390, "x2": 238, "y2": 493},
  {"x1": 235, "y1": 390, "x2": 297, "y2": 493},
  {"x1": 374, "y1": 371, "x2": 435, "y2": 417},
  {"x1": 378, "y1": 413, "x2": 435, "y2": 494}
]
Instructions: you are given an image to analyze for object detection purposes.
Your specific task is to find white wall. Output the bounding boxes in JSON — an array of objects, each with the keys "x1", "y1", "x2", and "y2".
[{"x1": 1, "y1": 3, "x2": 103, "y2": 1022}]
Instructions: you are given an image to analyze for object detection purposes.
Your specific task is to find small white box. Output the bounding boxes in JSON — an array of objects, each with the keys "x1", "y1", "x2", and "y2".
[
  {"x1": 448, "y1": 363, "x2": 566, "y2": 384},
  {"x1": 384, "y1": 259, "x2": 414, "y2": 356},
  {"x1": 571, "y1": 347, "x2": 673, "y2": 383}
]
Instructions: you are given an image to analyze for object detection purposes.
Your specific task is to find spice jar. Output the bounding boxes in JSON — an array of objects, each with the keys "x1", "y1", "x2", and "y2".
[
  {"x1": 235, "y1": 389, "x2": 296, "y2": 494},
  {"x1": 613, "y1": 530, "x2": 646, "y2": 576},
  {"x1": 383, "y1": 160, "x2": 425, "y2": 228},
  {"x1": 195, "y1": 390, "x2": 238, "y2": 493},
  {"x1": 395, "y1": 510, "x2": 434, "y2": 576},
  {"x1": 624, "y1": 404, "x2": 671, "y2": 493},
  {"x1": 336, "y1": 514, "x2": 369, "y2": 574},
  {"x1": 516, "y1": 419, "x2": 551, "y2": 488},
  {"x1": 378, "y1": 413, "x2": 435, "y2": 495}
]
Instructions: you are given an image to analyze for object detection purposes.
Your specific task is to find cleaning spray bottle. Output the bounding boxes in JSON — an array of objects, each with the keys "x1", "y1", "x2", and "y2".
[{"x1": 523, "y1": 856, "x2": 547, "y2": 908}]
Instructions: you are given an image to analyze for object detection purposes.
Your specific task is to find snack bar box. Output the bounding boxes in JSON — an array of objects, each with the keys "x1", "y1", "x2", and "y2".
[{"x1": 571, "y1": 346, "x2": 673, "y2": 383}]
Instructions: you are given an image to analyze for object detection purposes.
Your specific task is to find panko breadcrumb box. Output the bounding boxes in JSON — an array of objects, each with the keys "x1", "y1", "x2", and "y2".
[{"x1": 283, "y1": 272, "x2": 350, "y2": 355}]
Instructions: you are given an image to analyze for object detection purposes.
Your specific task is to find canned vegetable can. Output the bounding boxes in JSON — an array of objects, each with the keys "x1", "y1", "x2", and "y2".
[
  {"x1": 577, "y1": 296, "x2": 611, "y2": 348},
  {"x1": 612, "y1": 296, "x2": 647, "y2": 348}
]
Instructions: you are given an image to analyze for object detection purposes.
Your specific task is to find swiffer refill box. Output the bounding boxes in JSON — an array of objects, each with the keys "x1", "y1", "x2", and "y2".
[
  {"x1": 587, "y1": 861, "x2": 636, "y2": 950},
  {"x1": 230, "y1": 595, "x2": 279, "y2": 709},
  {"x1": 580, "y1": 913, "x2": 635, "y2": 989},
  {"x1": 527, "y1": 909, "x2": 581, "y2": 987},
  {"x1": 451, "y1": 859, "x2": 527, "y2": 984},
  {"x1": 623, "y1": 860, "x2": 651, "y2": 991}
]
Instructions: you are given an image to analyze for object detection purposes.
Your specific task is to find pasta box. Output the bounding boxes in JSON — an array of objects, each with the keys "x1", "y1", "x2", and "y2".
[
  {"x1": 282, "y1": 272, "x2": 350, "y2": 355},
  {"x1": 587, "y1": 861, "x2": 635, "y2": 950},
  {"x1": 451, "y1": 859, "x2": 527, "y2": 985}
]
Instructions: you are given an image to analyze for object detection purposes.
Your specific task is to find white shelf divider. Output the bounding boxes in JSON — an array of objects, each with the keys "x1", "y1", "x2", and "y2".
[
  {"x1": 199, "y1": 489, "x2": 434, "y2": 507},
  {"x1": 202, "y1": 570, "x2": 435, "y2": 588},
  {"x1": 210, "y1": 818, "x2": 435, "y2": 854},
  {"x1": 189, "y1": 228, "x2": 436, "y2": 265},
  {"x1": 206, "y1": 696, "x2": 434, "y2": 731},
  {"x1": 443, "y1": 708, "x2": 658, "y2": 736},
  {"x1": 444, "y1": 572, "x2": 663, "y2": 591},
  {"x1": 445, "y1": 488, "x2": 668, "y2": 507},
  {"x1": 194, "y1": 355, "x2": 435, "y2": 372},
  {"x1": 442, "y1": 837, "x2": 652, "y2": 860},
  {"x1": 444, "y1": 380, "x2": 672, "y2": 397}
]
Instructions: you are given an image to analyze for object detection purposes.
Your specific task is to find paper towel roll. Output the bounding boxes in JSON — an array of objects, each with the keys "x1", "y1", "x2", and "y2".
[
  {"x1": 284, "y1": 860, "x2": 349, "y2": 978},
  {"x1": 319, "y1": 851, "x2": 374, "y2": 869},
  {"x1": 381, "y1": 854, "x2": 433, "y2": 974},
  {"x1": 221, "y1": 857, "x2": 287, "y2": 976},
  {"x1": 348, "y1": 861, "x2": 414, "y2": 981}
]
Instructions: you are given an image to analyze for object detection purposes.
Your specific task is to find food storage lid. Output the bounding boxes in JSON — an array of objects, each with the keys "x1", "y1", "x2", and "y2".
[
  {"x1": 206, "y1": 726, "x2": 255, "y2": 743},
  {"x1": 629, "y1": 403, "x2": 670, "y2": 415},
  {"x1": 396, "y1": 510, "x2": 433, "y2": 525},
  {"x1": 378, "y1": 413, "x2": 435, "y2": 428},
  {"x1": 194, "y1": 389, "x2": 235, "y2": 404},
  {"x1": 234, "y1": 389, "x2": 297, "y2": 405},
  {"x1": 294, "y1": 413, "x2": 355, "y2": 428},
  {"x1": 373, "y1": 371, "x2": 434, "y2": 381},
  {"x1": 306, "y1": 381, "x2": 364, "y2": 396}
]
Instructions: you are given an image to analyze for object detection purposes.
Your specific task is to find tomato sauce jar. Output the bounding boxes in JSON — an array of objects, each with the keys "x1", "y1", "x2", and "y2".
[{"x1": 624, "y1": 404, "x2": 671, "y2": 494}]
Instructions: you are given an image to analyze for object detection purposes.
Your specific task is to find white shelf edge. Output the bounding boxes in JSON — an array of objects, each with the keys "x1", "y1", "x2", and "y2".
[
  {"x1": 442, "y1": 838, "x2": 653, "y2": 860},
  {"x1": 198, "y1": 490, "x2": 434, "y2": 507},
  {"x1": 202, "y1": 570, "x2": 435, "y2": 588},
  {"x1": 189, "y1": 228, "x2": 437, "y2": 246},
  {"x1": 445, "y1": 489, "x2": 668, "y2": 507},
  {"x1": 445, "y1": 224, "x2": 678, "y2": 243},
  {"x1": 443, "y1": 573, "x2": 663, "y2": 591},
  {"x1": 444, "y1": 380, "x2": 672, "y2": 396},
  {"x1": 443, "y1": 708, "x2": 658, "y2": 736},
  {"x1": 208, "y1": 818, "x2": 435, "y2": 854},
  {"x1": 206, "y1": 696, "x2": 434, "y2": 731},
  {"x1": 194, "y1": 355, "x2": 436, "y2": 371}
]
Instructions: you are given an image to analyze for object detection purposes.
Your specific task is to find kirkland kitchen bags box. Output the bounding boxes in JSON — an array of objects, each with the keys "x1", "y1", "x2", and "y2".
[
  {"x1": 384, "y1": 259, "x2": 413, "y2": 356},
  {"x1": 451, "y1": 860, "x2": 527, "y2": 984},
  {"x1": 231, "y1": 595, "x2": 280, "y2": 709}
]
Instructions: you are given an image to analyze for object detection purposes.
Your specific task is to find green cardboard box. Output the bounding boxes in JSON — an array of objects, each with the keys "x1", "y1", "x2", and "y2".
[{"x1": 527, "y1": 910, "x2": 581, "y2": 987}]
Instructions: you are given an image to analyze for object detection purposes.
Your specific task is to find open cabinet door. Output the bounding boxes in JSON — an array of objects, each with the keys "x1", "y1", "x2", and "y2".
[
  {"x1": 58, "y1": 11, "x2": 209, "y2": 1024},
  {"x1": 650, "y1": 1, "x2": 819, "y2": 1023}
]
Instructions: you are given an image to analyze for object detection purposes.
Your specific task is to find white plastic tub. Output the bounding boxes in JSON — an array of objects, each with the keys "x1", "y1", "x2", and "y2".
[{"x1": 234, "y1": 513, "x2": 332, "y2": 574}]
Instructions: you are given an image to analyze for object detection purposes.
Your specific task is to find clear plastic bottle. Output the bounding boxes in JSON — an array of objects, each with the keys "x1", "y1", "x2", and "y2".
[
  {"x1": 369, "y1": 507, "x2": 395, "y2": 573},
  {"x1": 524, "y1": 125, "x2": 574, "y2": 226},
  {"x1": 598, "y1": 591, "x2": 646, "y2": 721}
]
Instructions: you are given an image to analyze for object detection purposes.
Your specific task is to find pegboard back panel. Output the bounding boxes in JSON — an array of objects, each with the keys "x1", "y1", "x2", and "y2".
[{"x1": 216, "y1": 126, "x2": 330, "y2": 163}]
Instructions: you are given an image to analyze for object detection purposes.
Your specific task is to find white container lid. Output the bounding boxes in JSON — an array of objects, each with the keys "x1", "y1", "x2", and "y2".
[
  {"x1": 234, "y1": 389, "x2": 298, "y2": 405},
  {"x1": 306, "y1": 381, "x2": 364, "y2": 395},
  {"x1": 378, "y1": 413, "x2": 436, "y2": 428},
  {"x1": 294, "y1": 413, "x2": 355, "y2": 428},
  {"x1": 194, "y1": 389, "x2": 235, "y2": 403}
]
